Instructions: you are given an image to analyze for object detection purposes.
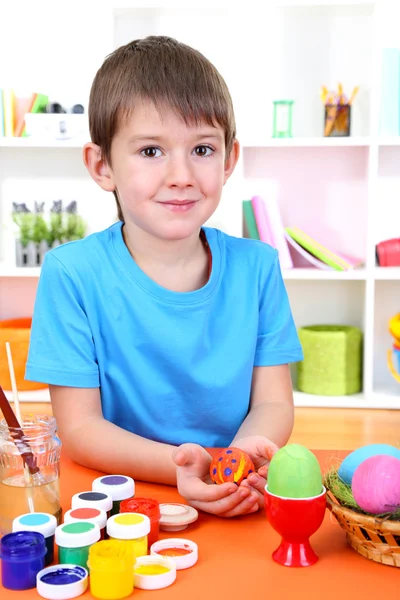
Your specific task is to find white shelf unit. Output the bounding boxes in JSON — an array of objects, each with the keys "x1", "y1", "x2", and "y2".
[{"x1": 1, "y1": 1, "x2": 400, "y2": 409}]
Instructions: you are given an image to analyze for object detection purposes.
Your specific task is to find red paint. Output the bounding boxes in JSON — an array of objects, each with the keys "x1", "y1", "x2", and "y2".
[
  {"x1": 119, "y1": 497, "x2": 160, "y2": 546},
  {"x1": 70, "y1": 508, "x2": 101, "y2": 519},
  {"x1": 157, "y1": 547, "x2": 192, "y2": 557}
]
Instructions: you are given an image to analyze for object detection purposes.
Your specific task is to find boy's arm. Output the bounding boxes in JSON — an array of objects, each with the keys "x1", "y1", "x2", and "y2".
[
  {"x1": 231, "y1": 364, "x2": 294, "y2": 448},
  {"x1": 50, "y1": 385, "x2": 178, "y2": 485}
]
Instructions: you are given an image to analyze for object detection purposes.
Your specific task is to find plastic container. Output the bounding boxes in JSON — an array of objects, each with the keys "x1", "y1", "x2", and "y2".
[
  {"x1": 92, "y1": 475, "x2": 135, "y2": 516},
  {"x1": 159, "y1": 502, "x2": 198, "y2": 532},
  {"x1": 119, "y1": 497, "x2": 160, "y2": 546},
  {"x1": 36, "y1": 565, "x2": 88, "y2": 599},
  {"x1": 71, "y1": 491, "x2": 112, "y2": 516},
  {"x1": 0, "y1": 530, "x2": 47, "y2": 590},
  {"x1": 87, "y1": 539, "x2": 135, "y2": 600},
  {"x1": 297, "y1": 325, "x2": 362, "y2": 395},
  {"x1": 55, "y1": 522, "x2": 101, "y2": 569},
  {"x1": 12, "y1": 512, "x2": 57, "y2": 566},
  {"x1": 107, "y1": 513, "x2": 150, "y2": 559},
  {"x1": 134, "y1": 555, "x2": 176, "y2": 590},
  {"x1": 0, "y1": 414, "x2": 62, "y2": 537},
  {"x1": 64, "y1": 508, "x2": 107, "y2": 540},
  {"x1": 0, "y1": 318, "x2": 47, "y2": 391},
  {"x1": 150, "y1": 538, "x2": 198, "y2": 570}
]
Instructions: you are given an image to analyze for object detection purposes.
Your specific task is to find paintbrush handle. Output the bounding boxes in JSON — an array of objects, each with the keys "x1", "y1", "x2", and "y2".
[{"x1": 0, "y1": 385, "x2": 39, "y2": 475}]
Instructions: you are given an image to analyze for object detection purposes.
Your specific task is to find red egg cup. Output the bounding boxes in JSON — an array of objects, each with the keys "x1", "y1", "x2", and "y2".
[{"x1": 264, "y1": 485, "x2": 326, "y2": 567}]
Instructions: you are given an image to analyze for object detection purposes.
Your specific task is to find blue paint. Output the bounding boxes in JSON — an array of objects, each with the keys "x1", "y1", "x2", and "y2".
[
  {"x1": 218, "y1": 457, "x2": 223, "y2": 461},
  {"x1": 226, "y1": 450, "x2": 233, "y2": 454},
  {"x1": 19, "y1": 514, "x2": 50, "y2": 526},
  {"x1": 0, "y1": 531, "x2": 46, "y2": 590},
  {"x1": 213, "y1": 468, "x2": 217, "y2": 474},
  {"x1": 231, "y1": 459, "x2": 237, "y2": 463},
  {"x1": 224, "y1": 467, "x2": 232, "y2": 476},
  {"x1": 79, "y1": 492, "x2": 108, "y2": 502},
  {"x1": 40, "y1": 566, "x2": 87, "y2": 585}
]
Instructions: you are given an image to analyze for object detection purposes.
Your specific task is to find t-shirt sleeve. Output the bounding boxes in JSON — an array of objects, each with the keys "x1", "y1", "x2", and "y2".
[
  {"x1": 25, "y1": 252, "x2": 100, "y2": 387},
  {"x1": 254, "y1": 249, "x2": 303, "y2": 366}
]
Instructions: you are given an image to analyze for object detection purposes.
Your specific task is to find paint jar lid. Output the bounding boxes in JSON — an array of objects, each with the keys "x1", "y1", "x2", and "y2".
[
  {"x1": 36, "y1": 564, "x2": 88, "y2": 599},
  {"x1": 64, "y1": 508, "x2": 107, "y2": 531},
  {"x1": 71, "y1": 491, "x2": 113, "y2": 513},
  {"x1": 13, "y1": 513, "x2": 58, "y2": 539},
  {"x1": 159, "y1": 503, "x2": 198, "y2": 531},
  {"x1": 92, "y1": 475, "x2": 135, "y2": 501},
  {"x1": 150, "y1": 538, "x2": 198, "y2": 570},
  {"x1": 107, "y1": 513, "x2": 150, "y2": 540},
  {"x1": 0, "y1": 531, "x2": 47, "y2": 562},
  {"x1": 120, "y1": 497, "x2": 160, "y2": 521},
  {"x1": 55, "y1": 522, "x2": 101, "y2": 548},
  {"x1": 134, "y1": 555, "x2": 176, "y2": 590}
]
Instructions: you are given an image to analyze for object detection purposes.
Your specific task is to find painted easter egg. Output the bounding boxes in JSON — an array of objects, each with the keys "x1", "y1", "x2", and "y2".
[
  {"x1": 210, "y1": 448, "x2": 255, "y2": 485},
  {"x1": 352, "y1": 454, "x2": 400, "y2": 514},
  {"x1": 338, "y1": 444, "x2": 400, "y2": 486},
  {"x1": 267, "y1": 444, "x2": 322, "y2": 499}
]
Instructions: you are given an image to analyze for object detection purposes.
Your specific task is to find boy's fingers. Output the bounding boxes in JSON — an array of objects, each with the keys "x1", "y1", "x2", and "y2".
[
  {"x1": 173, "y1": 443, "x2": 204, "y2": 467},
  {"x1": 205, "y1": 490, "x2": 259, "y2": 517},
  {"x1": 184, "y1": 479, "x2": 237, "y2": 502}
]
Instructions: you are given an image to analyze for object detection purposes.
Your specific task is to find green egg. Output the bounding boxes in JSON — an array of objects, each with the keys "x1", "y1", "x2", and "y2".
[{"x1": 267, "y1": 444, "x2": 322, "y2": 498}]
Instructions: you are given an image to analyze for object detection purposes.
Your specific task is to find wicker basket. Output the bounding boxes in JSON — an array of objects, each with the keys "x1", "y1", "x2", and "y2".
[{"x1": 327, "y1": 492, "x2": 400, "y2": 567}]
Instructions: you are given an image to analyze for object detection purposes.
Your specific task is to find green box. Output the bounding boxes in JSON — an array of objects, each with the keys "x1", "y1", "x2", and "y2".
[{"x1": 297, "y1": 325, "x2": 363, "y2": 396}]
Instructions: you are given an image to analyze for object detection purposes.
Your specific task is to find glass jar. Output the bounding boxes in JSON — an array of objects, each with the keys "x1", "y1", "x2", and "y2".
[{"x1": 0, "y1": 414, "x2": 62, "y2": 537}]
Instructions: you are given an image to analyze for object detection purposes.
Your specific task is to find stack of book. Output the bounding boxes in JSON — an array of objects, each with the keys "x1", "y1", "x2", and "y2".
[
  {"x1": 243, "y1": 197, "x2": 363, "y2": 271},
  {"x1": 0, "y1": 91, "x2": 48, "y2": 137}
]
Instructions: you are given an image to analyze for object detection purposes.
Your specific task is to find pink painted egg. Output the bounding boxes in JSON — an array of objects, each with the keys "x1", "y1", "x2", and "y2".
[{"x1": 352, "y1": 454, "x2": 400, "y2": 515}]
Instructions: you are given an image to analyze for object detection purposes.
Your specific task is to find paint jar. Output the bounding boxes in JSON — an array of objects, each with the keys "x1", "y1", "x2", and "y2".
[
  {"x1": 119, "y1": 497, "x2": 160, "y2": 546},
  {"x1": 151, "y1": 538, "x2": 198, "y2": 570},
  {"x1": 134, "y1": 555, "x2": 176, "y2": 590},
  {"x1": 87, "y1": 539, "x2": 135, "y2": 600},
  {"x1": 36, "y1": 565, "x2": 88, "y2": 599},
  {"x1": 0, "y1": 530, "x2": 47, "y2": 590},
  {"x1": 107, "y1": 513, "x2": 150, "y2": 559},
  {"x1": 55, "y1": 522, "x2": 101, "y2": 569},
  {"x1": 64, "y1": 508, "x2": 107, "y2": 540},
  {"x1": 12, "y1": 512, "x2": 57, "y2": 566},
  {"x1": 0, "y1": 414, "x2": 62, "y2": 536},
  {"x1": 92, "y1": 475, "x2": 135, "y2": 516},
  {"x1": 71, "y1": 491, "x2": 113, "y2": 517}
]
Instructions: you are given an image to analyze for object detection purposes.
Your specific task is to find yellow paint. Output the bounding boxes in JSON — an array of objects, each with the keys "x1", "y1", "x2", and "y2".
[
  {"x1": 234, "y1": 455, "x2": 246, "y2": 483},
  {"x1": 88, "y1": 540, "x2": 135, "y2": 600},
  {"x1": 109, "y1": 536, "x2": 148, "y2": 559},
  {"x1": 135, "y1": 564, "x2": 170, "y2": 576},
  {"x1": 114, "y1": 514, "x2": 145, "y2": 526}
]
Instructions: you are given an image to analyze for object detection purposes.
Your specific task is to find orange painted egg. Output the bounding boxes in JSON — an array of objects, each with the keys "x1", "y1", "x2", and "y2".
[{"x1": 210, "y1": 447, "x2": 255, "y2": 485}]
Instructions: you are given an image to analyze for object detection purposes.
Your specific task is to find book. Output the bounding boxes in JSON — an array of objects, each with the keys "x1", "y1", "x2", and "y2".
[
  {"x1": 251, "y1": 195, "x2": 293, "y2": 269},
  {"x1": 285, "y1": 227, "x2": 363, "y2": 271},
  {"x1": 284, "y1": 230, "x2": 332, "y2": 270},
  {"x1": 242, "y1": 200, "x2": 260, "y2": 240}
]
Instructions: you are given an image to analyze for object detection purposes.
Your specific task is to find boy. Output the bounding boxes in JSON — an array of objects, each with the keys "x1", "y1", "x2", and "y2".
[{"x1": 26, "y1": 36, "x2": 303, "y2": 518}]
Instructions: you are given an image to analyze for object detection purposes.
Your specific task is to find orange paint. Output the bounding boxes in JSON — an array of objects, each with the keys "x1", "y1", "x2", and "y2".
[{"x1": 157, "y1": 547, "x2": 192, "y2": 557}]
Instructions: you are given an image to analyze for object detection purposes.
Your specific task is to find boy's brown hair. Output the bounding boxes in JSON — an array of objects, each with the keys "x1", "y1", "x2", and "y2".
[{"x1": 88, "y1": 36, "x2": 237, "y2": 221}]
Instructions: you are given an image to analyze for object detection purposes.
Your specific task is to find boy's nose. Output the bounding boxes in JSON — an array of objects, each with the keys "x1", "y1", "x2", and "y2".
[{"x1": 165, "y1": 155, "x2": 195, "y2": 188}]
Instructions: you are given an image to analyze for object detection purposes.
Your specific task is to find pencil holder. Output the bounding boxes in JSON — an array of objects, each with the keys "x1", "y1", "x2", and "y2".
[
  {"x1": 324, "y1": 104, "x2": 351, "y2": 137},
  {"x1": 273, "y1": 100, "x2": 294, "y2": 138},
  {"x1": 297, "y1": 325, "x2": 362, "y2": 395}
]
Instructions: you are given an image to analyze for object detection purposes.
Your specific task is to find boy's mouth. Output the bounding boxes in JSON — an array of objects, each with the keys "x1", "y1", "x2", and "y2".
[{"x1": 159, "y1": 199, "x2": 198, "y2": 212}]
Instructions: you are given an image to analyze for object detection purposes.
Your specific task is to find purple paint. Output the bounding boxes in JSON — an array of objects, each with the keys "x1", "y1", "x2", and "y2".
[
  {"x1": 0, "y1": 531, "x2": 46, "y2": 590},
  {"x1": 40, "y1": 566, "x2": 86, "y2": 585},
  {"x1": 100, "y1": 475, "x2": 128, "y2": 486}
]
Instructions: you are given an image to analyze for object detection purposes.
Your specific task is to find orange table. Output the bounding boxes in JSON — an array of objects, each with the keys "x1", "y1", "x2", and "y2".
[{"x1": 1, "y1": 450, "x2": 398, "y2": 599}]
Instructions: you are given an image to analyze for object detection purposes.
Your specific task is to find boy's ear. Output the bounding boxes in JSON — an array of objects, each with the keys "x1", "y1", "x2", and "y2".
[
  {"x1": 223, "y1": 138, "x2": 240, "y2": 184},
  {"x1": 83, "y1": 142, "x2": 116, "y2": 192}
]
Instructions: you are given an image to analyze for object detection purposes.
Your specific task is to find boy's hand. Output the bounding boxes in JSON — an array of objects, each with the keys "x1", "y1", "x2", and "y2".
[
  {"x1": 173, "y1": 443, "x2": 260, "y2": 517},
  {"x1": 232, "y1": 436, "x2": 280, "y2": 508}
]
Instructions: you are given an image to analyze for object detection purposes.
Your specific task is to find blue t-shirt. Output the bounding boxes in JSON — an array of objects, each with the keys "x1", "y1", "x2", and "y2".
[{"x1": 25, "y1": 223, "x2": 303, "y2": 447}]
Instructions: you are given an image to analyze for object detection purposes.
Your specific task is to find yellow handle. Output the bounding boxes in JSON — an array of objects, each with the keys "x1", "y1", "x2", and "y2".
[{"x1": 387, "y1": 348, "x2": 400, "y2": 383}]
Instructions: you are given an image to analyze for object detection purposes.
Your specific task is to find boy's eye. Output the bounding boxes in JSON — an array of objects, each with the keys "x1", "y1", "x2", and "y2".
[
  {"x1": 194, "y1": 145, "x2": 213, "y2": 157},
  {"x1": 140, "y1": 147, "x2": 162, "y2": 158}
]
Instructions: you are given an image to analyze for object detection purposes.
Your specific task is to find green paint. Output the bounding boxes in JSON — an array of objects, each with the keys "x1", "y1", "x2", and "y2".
[
  {"x1": 62, "y1": 522, "x2": 95, "y2": 534},
  {"x1": 110, "y1": 500, "x2": 122, "y2": 517},
  {"x1": 59, "y1": 544, "x2": 92, "y2": 569},
  {"x1": 267, "y1": 444, "x2": 322, "y2": 499}
]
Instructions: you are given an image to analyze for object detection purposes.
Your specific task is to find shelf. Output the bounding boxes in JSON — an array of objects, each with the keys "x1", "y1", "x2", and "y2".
[
  {"x1": 4, "y1": 388, "x2": 50, "y2": 403},
  {"x1": 294, "y1": 391, "x2": 400, "y2": 409},
  {"x1": 373, "y1": 267, "x2": 400, "y2": 280},
  {"x1": 378, "y1": 137, "x2": 400, "y2": 147},
  {"x1": 242, "y1": 137, "x2": 371, "y2": 149},
  {"x1": 0, "y1": 137, "x2": 88, "y2": 149}
]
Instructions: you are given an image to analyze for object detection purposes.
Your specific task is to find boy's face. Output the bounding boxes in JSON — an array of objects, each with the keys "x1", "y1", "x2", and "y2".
[{"x1": 101, "y1": 102, "x2": 238, "y2": 241}]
